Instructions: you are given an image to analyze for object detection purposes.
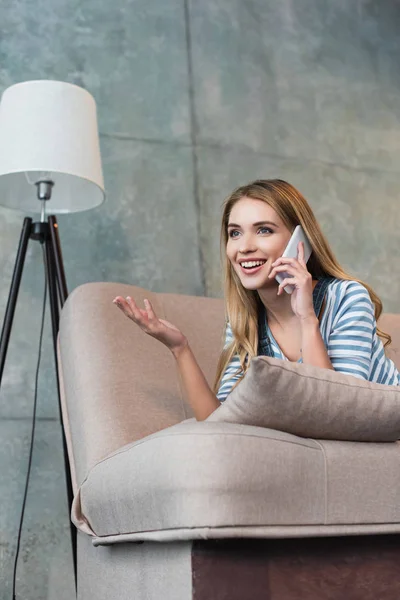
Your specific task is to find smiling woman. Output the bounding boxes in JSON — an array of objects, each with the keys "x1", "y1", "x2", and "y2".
[
  {"x1": 112, "y1": 177, "x2": 399, "y2": 422},
  {"x1": 213, "y1": 179, "x2": 399, "y2": 402}
]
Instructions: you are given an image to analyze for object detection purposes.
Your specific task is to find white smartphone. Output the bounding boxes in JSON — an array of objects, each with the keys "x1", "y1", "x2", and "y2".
[{"x1": 275, "y1": 225, "x2": 313, "y2": 294}]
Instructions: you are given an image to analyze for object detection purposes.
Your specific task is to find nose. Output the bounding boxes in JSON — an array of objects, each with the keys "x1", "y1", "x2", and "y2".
[{"x1": 239, "y1": 235, "x2": 257, "y2": 253}]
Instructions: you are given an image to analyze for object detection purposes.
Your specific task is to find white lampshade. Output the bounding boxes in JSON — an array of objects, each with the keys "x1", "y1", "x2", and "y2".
[{"x1": 0, "y1": 80, "x2": 105, "y2": 214}]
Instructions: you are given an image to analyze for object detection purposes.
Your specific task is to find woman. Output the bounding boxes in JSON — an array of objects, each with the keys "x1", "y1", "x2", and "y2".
[{"x1": 113, "y1": 179, "x2": 399, "y2": 420}]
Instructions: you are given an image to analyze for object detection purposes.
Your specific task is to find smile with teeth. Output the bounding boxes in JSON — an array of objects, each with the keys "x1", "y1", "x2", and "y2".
[{"x1": 239, "y1": 260, "x2": 267, "y2": 274}]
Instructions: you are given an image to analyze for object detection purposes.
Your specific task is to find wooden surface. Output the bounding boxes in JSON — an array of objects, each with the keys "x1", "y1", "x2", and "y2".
[{"x1": 192, "y1": 535, "x2": 400, "y2": 600}]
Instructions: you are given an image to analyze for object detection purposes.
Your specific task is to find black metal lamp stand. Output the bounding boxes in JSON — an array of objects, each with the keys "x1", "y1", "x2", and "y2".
[{"x1": 0, "y1": 181, "x2": 77, "y2": 591}]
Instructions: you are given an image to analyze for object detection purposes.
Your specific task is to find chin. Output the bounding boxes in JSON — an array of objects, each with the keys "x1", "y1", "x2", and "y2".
[{"x1": 239, "y1": 276, "x2": 269, "y2": 289}]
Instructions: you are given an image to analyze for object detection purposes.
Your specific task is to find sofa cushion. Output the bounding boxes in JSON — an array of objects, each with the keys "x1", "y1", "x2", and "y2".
[
  {"x1": 206, "y1": 356, "x2": 400, "y2": 442},
  {"x1": 71, "y1": 418, "x2": 400, "y2": 544}
]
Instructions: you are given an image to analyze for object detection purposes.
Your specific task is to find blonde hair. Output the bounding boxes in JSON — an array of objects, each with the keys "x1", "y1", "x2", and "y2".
[{"x1": 212, "y1": 179, "x2": 392, "y2": 395}]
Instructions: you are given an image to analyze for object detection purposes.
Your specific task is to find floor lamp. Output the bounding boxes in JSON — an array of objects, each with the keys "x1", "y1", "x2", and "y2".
[{"x1": 0, "y1": 80, "x2": 105, "y2": 591}]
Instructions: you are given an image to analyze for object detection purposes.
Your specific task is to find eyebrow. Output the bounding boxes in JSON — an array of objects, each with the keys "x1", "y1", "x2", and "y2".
[{"x1": 227, "y1": 220, "x2": 279, "y2": 228}]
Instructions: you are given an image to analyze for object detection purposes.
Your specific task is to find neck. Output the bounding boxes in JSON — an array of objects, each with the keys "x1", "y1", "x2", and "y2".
[
  {"x1": 258, "y1": 288, "x2": 296, "y2": 328},
  {"x1": 257, "y1": 279, "x2": 318, "y2": 328}
]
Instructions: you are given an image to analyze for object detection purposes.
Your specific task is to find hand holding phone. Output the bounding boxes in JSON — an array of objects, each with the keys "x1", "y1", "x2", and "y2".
[{"x1": 274, "y1": 225, "x2": 313, "y2": 294}]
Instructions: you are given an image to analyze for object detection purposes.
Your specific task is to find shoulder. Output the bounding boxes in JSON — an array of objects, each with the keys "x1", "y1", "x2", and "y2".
[
  {"x1": 330, "y1": 279, "x2": 373, "y2": 306},
  {"x1": 327, "y1": 277, "x2": 367, "y2": 294},
  {"x1": 320, "y1": 278, "x2": 372, "y2": 315},
  {"x1": 329, "y1": 279, "x2": 375, "y2": 328}
]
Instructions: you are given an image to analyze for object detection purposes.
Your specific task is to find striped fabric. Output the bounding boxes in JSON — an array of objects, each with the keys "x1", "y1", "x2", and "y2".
[{"x1": 217, "y1": 279, "x2": 400, "y2": 403}]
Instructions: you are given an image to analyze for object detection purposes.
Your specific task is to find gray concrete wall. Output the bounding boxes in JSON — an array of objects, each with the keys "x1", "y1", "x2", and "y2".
[{"x1": 1, "y1": 1, "x2": 400, "y2": 597}]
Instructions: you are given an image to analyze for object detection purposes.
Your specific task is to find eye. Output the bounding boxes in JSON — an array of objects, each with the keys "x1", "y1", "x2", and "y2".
[{"x1": 228, "y1": 227, "x2": 273, "y2": 238}]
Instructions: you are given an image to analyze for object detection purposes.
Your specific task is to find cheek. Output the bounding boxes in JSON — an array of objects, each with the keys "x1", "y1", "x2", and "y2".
[
  {"x1": 226, "y1": 243, "x2": 234, "y2": 259},
  {"x1": 225, "y1": 248, "x2": 236, "y2": 268}
]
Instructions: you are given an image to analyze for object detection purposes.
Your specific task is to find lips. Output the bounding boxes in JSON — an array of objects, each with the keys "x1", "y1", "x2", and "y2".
[{"x1": 240, "y1": 263, "x2": 265, "y2": 275}]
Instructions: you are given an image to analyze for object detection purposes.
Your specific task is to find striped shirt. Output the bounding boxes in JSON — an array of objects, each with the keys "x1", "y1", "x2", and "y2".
[{"x1": 217, "y1": 278, "x2": 400, "y2": 403}]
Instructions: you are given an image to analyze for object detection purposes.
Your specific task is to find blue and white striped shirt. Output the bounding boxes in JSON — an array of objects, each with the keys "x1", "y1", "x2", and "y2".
[{"x1": 217, "y1": 279, "x2": 400, "y2": 403}]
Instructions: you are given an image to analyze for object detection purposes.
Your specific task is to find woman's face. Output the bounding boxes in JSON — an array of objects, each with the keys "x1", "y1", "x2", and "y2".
[{"x1": 226, "y1": 197, "x2": 293, "y2": 290}]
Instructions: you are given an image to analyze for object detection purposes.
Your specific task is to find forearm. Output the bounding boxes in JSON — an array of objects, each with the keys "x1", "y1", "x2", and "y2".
[
  {"x1": 300, "y1": 317, "x2": 335, "y2": 370},
  {"x1": 171, "y1": 344, "x2": 220, "y2": 421}
]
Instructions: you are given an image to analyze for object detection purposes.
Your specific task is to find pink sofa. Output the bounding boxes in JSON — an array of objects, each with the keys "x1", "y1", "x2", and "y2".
[{"x1": 57, "y1": 281, "x2": 400, "y2": 600}]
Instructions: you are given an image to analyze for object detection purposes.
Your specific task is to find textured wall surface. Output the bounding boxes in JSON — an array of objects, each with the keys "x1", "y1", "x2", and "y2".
[{"x1": 0, "y1": 0, "x2": 400, "y2": 597}]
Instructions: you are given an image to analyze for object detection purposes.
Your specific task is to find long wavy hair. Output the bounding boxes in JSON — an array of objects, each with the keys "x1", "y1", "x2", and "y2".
[{"x1": 212, "y1": 179, "x2": 392, "y2": 395}]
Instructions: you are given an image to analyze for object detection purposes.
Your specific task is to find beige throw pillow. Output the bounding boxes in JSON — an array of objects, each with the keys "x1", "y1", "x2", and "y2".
[{"x1": 206, "y1": 356, "x2": 400, "y2": 442}]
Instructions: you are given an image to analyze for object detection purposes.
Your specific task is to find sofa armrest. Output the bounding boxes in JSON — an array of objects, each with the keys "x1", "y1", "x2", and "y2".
[{"x1": 57, "y1": 281, "x2": 225, "y2": 492}]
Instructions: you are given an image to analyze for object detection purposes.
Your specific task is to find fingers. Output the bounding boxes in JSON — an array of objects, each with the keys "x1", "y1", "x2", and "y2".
[
  {"x1": 113, "y1": 296, "x2": 140, "y2": 320},
  {"x1": 272, "y1": 244, "x2": 304, "y2": 267},
  {"x1": 277, "y1": 279, "x2": 296, "y2": 294},
  {"x1": 268, "y1": 264, "x2": 296, "y2": 278},
  {"x1": 126, "y1": 296, "x2": 142, "y2": 320},
  {"x1": 143, "y1": 298, "x2": 156, "y2": 319},
  {"x1": 297, "y1": 241, "x2": 306, "y2": 263},
  {"x1": 269, "y1": 255, "x2": 310, "y2": 279},
  {"x1": 112, "y1": 295, "x2": 156, "y2": 326}
]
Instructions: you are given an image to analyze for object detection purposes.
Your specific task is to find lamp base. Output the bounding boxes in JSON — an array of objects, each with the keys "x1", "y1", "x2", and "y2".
[{"x1": 0, "y1": 215, "x2": 77, "y2": 592}]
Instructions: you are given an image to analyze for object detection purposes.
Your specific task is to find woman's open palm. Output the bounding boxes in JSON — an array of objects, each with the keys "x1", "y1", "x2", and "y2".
[{"x1": 113, "y1": 295, "x2": 187, "y2": 353}]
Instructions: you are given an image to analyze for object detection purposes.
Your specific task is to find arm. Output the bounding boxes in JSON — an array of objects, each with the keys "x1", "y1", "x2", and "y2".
[
  {"x1": 324, "y1": 282, "x2": 374, "y2": 380},
  {"x1": 301, "y1": 282, "x2": 376, "y2": 379},
  {"x1": 172, "y1": 344, "x2": 220, "y2": 421},
  {"x1": 300, "y1": 316, "x2": 335, "y2": 370},
  {"x1": 112, "y1": 295, "x2": 221, "y2": 420}
]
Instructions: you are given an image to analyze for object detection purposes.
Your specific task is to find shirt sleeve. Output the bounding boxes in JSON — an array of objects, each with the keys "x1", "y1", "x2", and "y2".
[
  {"x1": 216, "y1": 321, "x2": 245, "y2": 403},
  {"x1": 327, "y1": 282, "x2": 375, "y2": 380}
]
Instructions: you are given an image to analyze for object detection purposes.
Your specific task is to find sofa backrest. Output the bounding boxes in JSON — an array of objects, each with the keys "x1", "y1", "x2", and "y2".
[{"x1": 57, "y1": 281, "x2": 400, "y2": 492}]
